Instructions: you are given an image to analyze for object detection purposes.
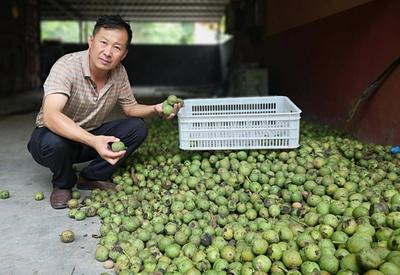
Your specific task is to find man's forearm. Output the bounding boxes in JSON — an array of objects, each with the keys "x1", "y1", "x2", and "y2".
[
  {"x1": 43, "y1": 112, "x2": 95, "y2": 147},
  {"x1": 125, "y1": 103, "x2": 158, "y2": 118}
]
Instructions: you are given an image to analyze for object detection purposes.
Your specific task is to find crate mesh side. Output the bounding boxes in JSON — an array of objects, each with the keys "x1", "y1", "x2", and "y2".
[
  {"x1": 191, "y1": 102, "x2": 277, "y2": 116},
  {"x1": 186, "y1": 136, "x2": 291, "y2": 149},
  {"x1": 189, "y1": 120, "x2": 288, "y2": 130},
  {"x1": 181, "y1": 118, "x2": 296, "y2": 149}
]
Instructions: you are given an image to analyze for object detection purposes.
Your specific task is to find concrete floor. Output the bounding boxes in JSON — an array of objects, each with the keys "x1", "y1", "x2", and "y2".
[
  {"x1": 0, "y1": 100, "x2": 112, "y2": 275},
  {"x1": 0, "y1": 86, "x2": 215, "y2": 275}
]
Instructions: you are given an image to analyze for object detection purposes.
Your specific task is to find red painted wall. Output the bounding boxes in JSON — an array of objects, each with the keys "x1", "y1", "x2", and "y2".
[
  {"x1": 265, "y1": 0, "x2": 372, "y2": 35},
  {"x1": 241, "y1": 0, "x2": 400, "y2": 145}
]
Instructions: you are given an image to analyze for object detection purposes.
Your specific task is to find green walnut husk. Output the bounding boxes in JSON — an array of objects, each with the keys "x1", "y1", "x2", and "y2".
[
  {"x1": 76, "y1": 119, "x2": 400, "y2": 273},
  {"x1": 60, "y1": 230, "x2": 75, "y2": 243},
  {"x1": 0, "y1": 189, "x2": 10, "y2": 199},
  {"x1": 34, "y1": 191, "x2": 44, "y2": 201},
  {"x1": 71, "y1": 190, "x2": 81, "y2": 199},
  {"x1": 111, "y1": 141, "x2": 126, "y2": 152},
  {"x1": 67, "y1": 198, "x2": 79, "y2": 209},
  {"x1": 162, "y1": 94, "x2": 183, "y2": 116}
]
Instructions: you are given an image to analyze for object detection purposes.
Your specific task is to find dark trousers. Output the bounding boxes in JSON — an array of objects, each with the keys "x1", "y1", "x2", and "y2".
[{"x1": 27, "y1": 118, "x2": 148, "y2": 189}]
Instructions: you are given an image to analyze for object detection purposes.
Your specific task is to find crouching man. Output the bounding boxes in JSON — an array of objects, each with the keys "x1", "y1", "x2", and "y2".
[{"x1": 27, "y1": 15, "x2": 180, "y2": 209}]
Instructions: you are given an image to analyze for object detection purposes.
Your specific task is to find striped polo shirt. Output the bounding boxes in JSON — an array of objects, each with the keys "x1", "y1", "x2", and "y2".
[{"x1": 35, "y1": 50, "x2": 137, "y2": 131}]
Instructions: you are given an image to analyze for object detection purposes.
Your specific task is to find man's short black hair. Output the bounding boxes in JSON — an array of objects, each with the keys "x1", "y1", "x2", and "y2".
[{"x1": 93, "y1": 15, "x2": 132, "y2": 47}]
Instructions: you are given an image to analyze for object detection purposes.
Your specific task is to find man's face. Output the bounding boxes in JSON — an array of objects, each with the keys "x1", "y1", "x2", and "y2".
[{"x1": 88, "y1": 27, "x2": 129, "y2": 72}]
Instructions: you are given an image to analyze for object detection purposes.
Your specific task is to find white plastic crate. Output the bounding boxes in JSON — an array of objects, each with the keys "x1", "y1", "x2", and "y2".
[{"x1": 178, "y1": 96, "x2": 301, "y2": 150}]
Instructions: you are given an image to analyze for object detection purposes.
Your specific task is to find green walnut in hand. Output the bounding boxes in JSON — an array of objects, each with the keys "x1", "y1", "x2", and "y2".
[
  {"x1": 162, "y1": 95, "x2": 183, "y2": 116},
  {"x1": 111, "y1": 141, "x2": 126, "y2": 152}
]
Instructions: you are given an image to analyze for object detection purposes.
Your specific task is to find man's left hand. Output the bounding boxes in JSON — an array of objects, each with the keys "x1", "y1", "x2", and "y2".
[{"x1": 154, "y1": 102, "x2": 183, "y2": 120}]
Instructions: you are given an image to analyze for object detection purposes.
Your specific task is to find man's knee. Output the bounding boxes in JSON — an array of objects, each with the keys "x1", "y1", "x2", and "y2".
[
  {"x1": 28, "y1": 128, "x2": 76, "y2": 165},
  {"x1": 136, "y1": 119, "x2": 148, "y2": 142},
  {"x1": 125, "y1": 118, "x2": 148, "y2": 143},
  {"x1": 40, "y1": 133, "x2": 72, "y2": 158}
]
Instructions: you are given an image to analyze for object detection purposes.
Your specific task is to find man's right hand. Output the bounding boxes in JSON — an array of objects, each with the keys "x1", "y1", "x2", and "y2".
[{"x1": 92, "y1": 135, "x2": 126, "y2": 165}]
